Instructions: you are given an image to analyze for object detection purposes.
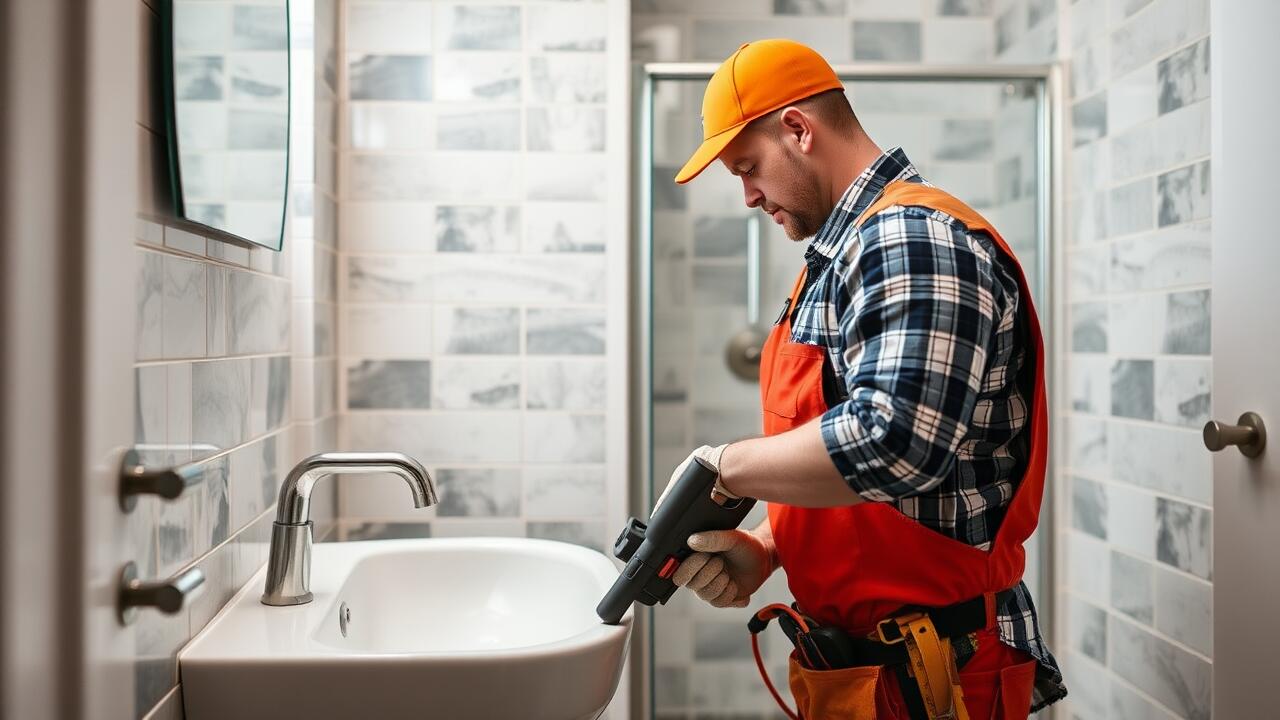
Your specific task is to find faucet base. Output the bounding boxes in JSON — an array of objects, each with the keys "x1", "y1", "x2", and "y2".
[{"x1": 261, "y1": 521, "x2": 313, "y2": 606}]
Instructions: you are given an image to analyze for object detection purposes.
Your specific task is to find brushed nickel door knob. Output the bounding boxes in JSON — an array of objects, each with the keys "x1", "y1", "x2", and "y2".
[{"x1": 1203, "y1": 412, "x2": 1267, "y2": 458}]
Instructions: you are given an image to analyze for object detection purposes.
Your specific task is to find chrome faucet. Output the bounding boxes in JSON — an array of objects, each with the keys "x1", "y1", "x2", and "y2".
[{"x1": 261, "y1": 452, "x2": 437, "y2": 606}]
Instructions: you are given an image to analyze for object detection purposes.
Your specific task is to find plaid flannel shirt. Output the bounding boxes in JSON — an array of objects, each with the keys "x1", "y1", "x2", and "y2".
[{"x1": 789, "y1": 148, "x2": 1065, "y2": 709}]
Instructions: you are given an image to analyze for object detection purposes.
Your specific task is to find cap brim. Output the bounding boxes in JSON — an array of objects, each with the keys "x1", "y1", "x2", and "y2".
[{"x1": 673, "y1": 120, "x2": 749, "y2": 184}]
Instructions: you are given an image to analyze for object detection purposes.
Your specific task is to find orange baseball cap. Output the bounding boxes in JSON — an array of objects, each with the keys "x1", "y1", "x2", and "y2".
[{"x1": 674, "y1": 39, "x2": 843, "y2": 184}]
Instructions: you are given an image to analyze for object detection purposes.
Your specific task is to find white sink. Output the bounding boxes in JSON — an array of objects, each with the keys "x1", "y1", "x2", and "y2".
[{"x1": 180, "y1": 537, "x2": 632, "y2": 720}]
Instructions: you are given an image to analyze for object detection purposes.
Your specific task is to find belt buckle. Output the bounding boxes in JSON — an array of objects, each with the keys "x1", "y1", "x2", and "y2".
[{"x1": 874, "y1": 611, "x2": 924, "y2": 645}]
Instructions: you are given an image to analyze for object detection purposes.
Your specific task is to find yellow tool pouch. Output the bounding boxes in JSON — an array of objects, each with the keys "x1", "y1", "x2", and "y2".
[{"x1": 883, "y1": 612, "x2": 970, "y2": 720}]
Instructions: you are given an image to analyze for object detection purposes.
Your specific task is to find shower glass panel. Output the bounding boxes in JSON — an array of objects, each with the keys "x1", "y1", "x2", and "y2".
[{"x1": 641, "y1": 68, "x2": 1051, "y2": 719}]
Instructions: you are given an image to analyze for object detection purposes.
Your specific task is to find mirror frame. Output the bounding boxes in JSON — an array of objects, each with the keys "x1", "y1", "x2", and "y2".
[{"x1": 158, "y1": 0, "x2": 292, "y2": 251}]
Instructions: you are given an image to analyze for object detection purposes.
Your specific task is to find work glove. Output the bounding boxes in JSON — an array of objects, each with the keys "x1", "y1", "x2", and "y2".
[
  {"x1": 673, "y1": 529, "x2": 775, "y2": 608},
  {"x1": 653, "y1": 444, "x2": 738, "y2": 511}
]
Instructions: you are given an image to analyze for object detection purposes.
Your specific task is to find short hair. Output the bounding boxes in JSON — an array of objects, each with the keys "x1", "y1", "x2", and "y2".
[{"x1": 749, "y1": 88, "x2": 858, "y2": 137}]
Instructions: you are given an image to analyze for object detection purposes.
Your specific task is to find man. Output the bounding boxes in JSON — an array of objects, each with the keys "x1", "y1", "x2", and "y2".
[{"x1": 659, "y1": 39, "x2": 1067, "y2": 718}]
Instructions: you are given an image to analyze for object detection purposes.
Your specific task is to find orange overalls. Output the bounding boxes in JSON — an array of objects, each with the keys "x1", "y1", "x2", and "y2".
[{"x1": 757, "y1": 182, "x2": 1047, "y2": 719}]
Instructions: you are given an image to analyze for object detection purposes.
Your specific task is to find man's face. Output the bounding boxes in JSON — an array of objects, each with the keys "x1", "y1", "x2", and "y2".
[{"x1": 720, "y1": 123, "x2": 827, "y2": 242}]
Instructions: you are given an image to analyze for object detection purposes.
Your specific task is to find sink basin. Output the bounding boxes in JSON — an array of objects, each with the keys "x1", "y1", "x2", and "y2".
[{"x1": 180, "y1": 537, "x2": 632, "y2": 720}]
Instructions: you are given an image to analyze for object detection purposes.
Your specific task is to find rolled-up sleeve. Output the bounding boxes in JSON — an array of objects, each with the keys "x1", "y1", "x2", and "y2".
[{"x1": 820, "y1": 208, "x2": 999, "y2": 502}]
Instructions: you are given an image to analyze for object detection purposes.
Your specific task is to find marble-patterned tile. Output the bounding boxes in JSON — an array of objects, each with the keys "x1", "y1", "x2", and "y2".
[
  {"x1": 1108, "y1": 422, "x2": 1211, "y2": 503},
  {"x1": 193, "y1": 454, "x2": 230, "y2": 556},
  {"x1": 994, "y1": 156, "x2": 1023, "y2": 204},
  {"x1": 346, "y1": 360, "x2": 431, "y2": 410},
  {"x1": 1069, "y1": 416, "x2": 1108, "y2": 478},
  {"x1": 523, "y1": 202, "x2": 605, "y2": 253},
  {"x1": 228, "y1": 53, "x2": 288, "y2": 104},
  {"x1": 1110, "y1": 101, "x2": 1208, "y2": 182},
  {"x1": 228, "y1": 271, "x2": 289, "y2": 355},
  {"x1": 1069, "y1": 244, "x2": 1109, "y2": 297},
  {"x1": 346, "y1": 152, "x2": 522, "y2": 202},
  {"x1": 922, "y1": 18, "x2": 992, "y2": 63},
  {"x1": 155, "y1": 482, "x2": 194, "y2": 578},
  {"x1": 1110, "y1": 676, "x2": 1180, "y2": 720},
  {"x1": 228, "y1": 439, "x2": 267, "y2": 531},
  {"x1": 524, "y1": 413, "x2": 605, "y2": 463},
  {"x1": 776, "y1": 0, "x2": 844, "y2": 13},
  {"x1": 1163, "y1": 289, "x2": 1210, "y2": 355},
  {"x1": 137, "y1": 251, "x2": 164, "y2": 360},
  {"x1": 1069, "y1": 596, "x2": 1108, "y2": 662},
  {"x1": 1109, "y1": 0, "x2": 1208, "y2": 78},
  {"x1": 340, "y1": 202, "x2": 435, "y2": 252},
  {"x1": 933, "y1": 118, "x2": 993, "y2": 162},
  {"x1": 344, "y1": 521, "x2": 432, "y2": 541},
  {"x1": 436, "y1": 468, "x2": 521, "y2": 517},
  {"x1": 1072, "y1": 91, "x2": 1108, "y2": 147},
  {"x1": 527, "y1": 54, "x2": 606, "y2": 104},
  {"x1": 1110, "y1": 221, "x2": 1211, "y2": 293},
  {"x1": 1108, "y1": 177, "x2": 1154, "y2": 237},
  {"x1": 1109, "y1": 294, "x2": 1165, "y2": 355},
  {"x1": 162, "y1": 254, "x2": 207, "y2": 359},
  {"x1": 526, "y1": 359, "x2": 607, "y2": 411},
  {"x1": 526, "y1": 308, "x2": 606, "y2": 355},
  {"x1": 937, "y1": 0, "x2": 990, "y2": 15},
  {"x1": 692, "y1": 18, "x2": 849, "y2": 62},
  {"x1": 132, "y1": 585, "x2": 190, "y2": 716},
  {"x1": 247, "y1": 356, "x2": 289, "y2": 435},
  {"x1": 435, "y1": 306, "x2": 520, "y2": 354},
  {"x1": 434, "y1": 255, "x2": 605, "y2": 304},
  {"x1": 1070, "y1": 302, "x2": 1107, "y2": 353},
  {"x1": 692, "y1": 217, "x2": 749, "y2": 259},
  {"x1": 1108, "y1": 482, "x2": 1156, "y2": 560},
  {"x1": 1109, "y1": 62, "x2": 1158, "y2": 134},
  {"x1": 342, "y1": 305, "x2": 431, "y2": 357},
  {"x1": 1156, "y1": 497, "x2": 1211, "y2": 580},
  {"x1": 1111, "y1": 359, "x2": 1154, "y2": 420},
  {"x1": 1158, "y1": 37, "x2": 1209, "y2": 115},
  {"x1": 1071, "y1": 354, "x2": 1110, "y2": 416},
  {"x1": 431, "y1": 359, "x2": 520, "y2": 409},
  {"x1": 1153, "y1": 358, "x2": 1209, "y2": 428},
  {"x1": 346, "y1": 2, "x2": 431, "y2": 53},
  {"x1": 166, "y1": 362, "x2": 193, "y2": 464},
  {"x1": 436, "y1": 5, "x2": 520, "y2": 51},
  {"x1": 693, "y1": 407, "x2": 763, "y2": 447},
  {"x1": 1070, "y1": 532, "x2": 1111, "y2": 603},
  {"x1": 345, "y1": 255, "x2": 432, "y2": 302},
  {"x1": 347, "y1": 103, "x2": 434, "y2": 150},
  {"x1": 437, "y1": 108, "x2": 521, "y2": 152},
  {"x1": 1108, "y1": 615, "x2": 1211, "y2": 720},
  {"x1": 853, "y1": 21, "x2": 923, "y2": 62},
  {"x1": 437, "y1": 206, "x2": 521, "y2": 252},
  {"x1": 1111, "y1": 551, "x2": 1155, "y2": 624},
  {"x1": 692, "y1": 264, "x2": 747, "y2": 307},
  {"x1": 435, "y1": 54, "x2": 521, "y2": 102},
  {"x1": 528, "y1": 107, "x2": 606, "y2": 153},
  {"x1": 429, "y1": 518, "x2": 525, "y2": 538},
  {"x1": 1113, "y1": 0, "x2": 1156, "y2": 22},
  {"x1": 527, "y1": 520, "x2": 606, "y2": 553},
  {"x1": 1156, "y1": 160, "x2": 1210, "y2": 227},
  {"x1": 1061, "y1": 651, "x2": 1109, "y2": 720},
  {"x1": 524, "y1": 153, "x2": 606, "y2": 201},
  {"x1": 1071, "y1": 475, "x2": 1108, "y2": 540},
  {"x1": 523, "y1": 466, "x2": 606, "y2": 518},
  {"x1": 206, "y1": 239, "x2": 249, "y2": 267},
  {"x1": 187, "y1": 535, "x2": 237, "y2": 640},
  {"x1": 347, "y1": 54, "x2": 432, "y2": 101},
  {"x1": 230, "y1": 4, "x2": 287, "y2": 50},
  {"x1": 344, "y1": 412, "x2": 522, "y2": 464},
  {"x1": 528, "y1": 4, "x2": 606, "y2": 52},
  {"x1": 1155, "y1": 566, "x2": 1212, "y2": 656},
  {"x1": 206, "y1": 265, "x2": 227, "y2": 356},
  {"x1": 192, "y1": 358, "x2": 251, "y2": 452}
]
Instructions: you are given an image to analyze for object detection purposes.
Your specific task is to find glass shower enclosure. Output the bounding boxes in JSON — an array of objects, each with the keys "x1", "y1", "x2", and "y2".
[{"x1": 633, "y1": 63, "x2": 1061, "y2": 720}]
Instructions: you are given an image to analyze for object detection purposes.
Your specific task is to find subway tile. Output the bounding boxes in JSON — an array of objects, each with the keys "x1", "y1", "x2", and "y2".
[
  {"x1": 527, "y1": 54, "x2": 607, "y2": 104},
  {"x1": 166, "y1": 362, "x2": 193, "y2": 464},
  {"x1": 528, "y1": 107, "x2": 606, "y2": 153},
  {"x1": 1107, "y1": 177, "x2": 1154, "y2": 237},
  {"x1": 528, "y1": 4, "x2": 606, "y2": 52},
  {"x1": 527, "y1": 308, "x2": 606, "y2": 355},
  {"x1": 337, "y1": 471, "x2": 441, "y2": 521},
  {"x1": 133, "y1": 588, "x2": 189, "y2": 717},
  {"x1": 1072, "y1": 92, "x2": 1108, "y2": 147},
  {"x1": 1108, "y1": 421, "x2": 1211, "y2": 503},
  {"x1": 1062, "y1": 651, "x2": 1109, "y2": 719},
  {"x1": 436, "y1": 5, "x2": 520, "y2": 51},
  {"x1": 206, "y1": 265, "x2": 227, "y2": 356},
  {"x1": 434, "y1": 54, "x2": 521, "y2": 102},
  {"x1": 526, "y1": 359, "x2": 607, "y2": 411},
  {"x1": 935, "y1": 118, "x2": 993, "y2": 162},
  {"x1": 1163, "y1": 289, "x2": 1210, "y2": 354},
  {"x1": 1110, "y1": 100, "x2": 1209, "y2": 182},
  {"x1": 437, "y1": 206, "x2": 521, "y2": 253},
  {"x1": 1069, "y1": 244, "x2": 1109, "y2": 297},
  {"x1": 1111, "y1": 551, "x2": 1155, "y2": 625},
  {"x1": 162, "y1": 255, "x2": 207, "y2": 359},
  {"x1": 1111, "y1": 358, "x2": 1154, "y2": 421},
  {"x1": 1157, "y1": 37, "x2": 1210, "y2": 115},
  {"x1": 248, "y1": 356, "x2": 289, "y2": 435},
  {"x1": 1069, "y1": 532, "x2": 1111, "y2": 603},
  {"x1": 156, "y1": 485, "x2": 195, "y2": 578},
  {"x1": 936, "y1": 0, "x2": 989, "y2": 15},
  {"x1": 1109, "y1": 290, "x2": 1210, "y2": 356},
  {"x1": 1108, "y1": 62, "x2": 1158, "y2": 134},
  {"x1": 692, "y1": 265, "x2": 747, "y2": 307},
  {"x1": 524, "y1": 466, "x2": 606, "y2": 518},
  {"x1": 1110, "y1": 0, "x2": 1208, "y2": 78},
  {"x1": 347, "y1": 54, "x2": 432, "y2": 101},
  {"x1": 228, "y1": 439, "x2": 268, "y2": 531},
  {"x1": 429, "y1": 519, "x2": 525, "y2": 538},
  {"x1": 1069, "y1": 415, "x2": 1108, "y2": 477},
  {"x1": 1113, "y1": 0, "x2": 1156, "y2": 22},
  {"x1": 693, "y1": 407, "x2": 763, "y2": 447},
  {"x1": 345, "y1": 255, "x2": 433, "y2": 302},
  {"x1": 135, "y1": 365, "x2": 166, "y2": 455},
  {"x1": 853, "y1": 21, "x2": 923, "y2": 62},
  {"x1": 431, "y1": 358, "x2": 521, "y2": 409},
  {"x1": 346, "y1": 152, "x2": 522, "y2": 202},
  {"x1": 526, "y1": 520, "x2": 606, "y2": 553},
  {"x1": 923, "y1": 18, "x2": 992, "y2": 63},
  {"x1": 1071, "y1": 475, "x2": 1108, "y2": 540},
  {"x1": 1070, "y1": 302, "x2": 1107, "y2": 353},
  {"x1": 193, "y1": 454, "x2": 230, "y2": 557},
  {"x1": 340, "y1": 202, "x2": 435, "y2": 252},
  {"x1": 435, "y1": 306, "x2": 520, "y2": 355},
  {"x1": 344, "y1": 412, "x2": 522, "y2": 463},
  {"x1": 1110, "y1": 221, "x2": 1211, "y2": 293},
  {"x1": 207, "y1": 238, "x2": 250, "y2": 267},
  {"x1": 523, "y1": 202, "x2": 606, "y2": 253},
  {"x1": 693, "y1": 217, "x2": 749, "y2": 259},
  {"x1": 692, "y1": 18, "x2": 850, "y2": 62},
  {"x1": 193, "y1": 358, "x2": 250, "y2": 452},
  {"x1": 1108, "y1": 483, "x2": 1156, "y2": 560},
  {"x1": 775, "y1": 0, "x2": 844, "y2": 14},
  {"x1": 1108, "y1": 615, "x2": 1211, "y2": 720},
  {"x1": 346, "y1": 2, "x2": 431, "y2": 53},
  {"x1": 1155, "y1": 567, "x2": 1213, "y2": 656},
  {"x1": 342, "y1": 305, "x2": 432, "y2": 357},
  {"x1": 1071, "y1": 354, "x2": 1111, "y2": 416},
  {"x1": 1027, "y1": 0, "x2": 1055, "y2": 27},
  {"x1": 1070, "y1": 191, "x2": 1108, "y2": 245},
  {"x1": 1110, "y1": 677, "x2": 1180, "y2": 720},
  {"x1": 1153, "y1": 358, "x2": 1210, "y2": 428},
  {"x1": 347, "y1": 103, "x2": 434, "y2": 150},
  {"x1": 187, "y1": 534, "x2": 238, "y2": 640},
  {"x1": 434, "y1": 255, "x2": 606, "y2": 304},
  {"x1": 524, "y1": 413, "x2": 605, "y2": 463},
  {"x1": 524, "y1": 153, "x2": 606, "y2": 202},
  {"x1": 436, "y1": 468, "x2": 521, "y2": 517},
  {"x1": 346, "y1": 360, "x2": 431, "y2": 410},
  {"x1": 1156, "y1": 497, "x2": 1211, "y2": 580},
  {"x1": 437, "y1": 108, "x2": 521, "y2": 152},
  {"x1": 1156, "y1": 160, "x2": 1210, "y2": 227},
  {"x1": 1069, "y1": 596, "x2": 1108, "y2": 662},
  {"x1": 230, "y1": 5, "x2": 287, "y2": 51},
  {"x1": 228, "y1": 271, "x2": 289, "y2": 354},
  {"x1": 344, "y1": 521, "x2": 432, "y2": 541}
]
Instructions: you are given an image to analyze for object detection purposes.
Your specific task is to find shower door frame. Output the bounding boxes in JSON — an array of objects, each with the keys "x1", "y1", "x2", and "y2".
[{"x1": 630, "y1": 61, "x2": 1067, "y2": 720}]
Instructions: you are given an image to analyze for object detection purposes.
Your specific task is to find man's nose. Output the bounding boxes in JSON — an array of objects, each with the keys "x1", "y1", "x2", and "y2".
[{"x1": 742, "y1": 181, "x2": 763, "y2": 209}]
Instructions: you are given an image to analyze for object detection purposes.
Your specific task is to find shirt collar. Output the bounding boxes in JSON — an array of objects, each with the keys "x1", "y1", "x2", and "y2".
[{"x1": 804, "y1": 147, "x2": 920, "y2": 264}]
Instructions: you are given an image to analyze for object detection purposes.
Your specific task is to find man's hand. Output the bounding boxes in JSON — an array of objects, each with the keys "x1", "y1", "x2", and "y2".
[
  {"x1": 672, "y1": 529, "x2": 775, "y2": 608},
  {"x1": 653, "y1": 444, "x2": 729, "y2": 511}
]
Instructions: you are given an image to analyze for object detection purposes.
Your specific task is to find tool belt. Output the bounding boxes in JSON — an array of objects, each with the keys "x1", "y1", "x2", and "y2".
[{"x1": 748, "y1": 590, "x2": 1013, "y2": 720}]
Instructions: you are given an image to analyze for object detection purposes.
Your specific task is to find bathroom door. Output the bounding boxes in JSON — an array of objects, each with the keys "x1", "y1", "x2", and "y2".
[{"x1": 1210, "y1": 1, "x2": 1280, "y2": 715}]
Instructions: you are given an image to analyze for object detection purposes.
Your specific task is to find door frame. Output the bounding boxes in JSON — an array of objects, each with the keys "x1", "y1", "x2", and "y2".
[{"x1": 630, "y1": 61, "x2": 1067, "y2": 720}]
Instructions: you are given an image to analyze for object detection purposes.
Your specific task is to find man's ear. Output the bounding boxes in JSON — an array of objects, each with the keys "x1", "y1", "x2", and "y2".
[{"x1": 777, "y1": 107, "x2": 814, "y2": 155}]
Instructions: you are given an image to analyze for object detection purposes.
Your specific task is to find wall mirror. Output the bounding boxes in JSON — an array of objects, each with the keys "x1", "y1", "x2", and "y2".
[{"x1": 162, "y1": 0, "x2": 291, "y2": 250}]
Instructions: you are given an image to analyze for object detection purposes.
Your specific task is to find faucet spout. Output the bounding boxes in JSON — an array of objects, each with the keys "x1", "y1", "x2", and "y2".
[{"x1": 261, "y1": 452, "x2": 436, "y2": 606}]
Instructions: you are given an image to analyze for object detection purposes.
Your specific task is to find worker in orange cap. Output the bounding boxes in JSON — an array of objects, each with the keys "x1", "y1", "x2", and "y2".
[{"x1": 657, "y1": 39, "x2": 1067, "y2": 718}]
